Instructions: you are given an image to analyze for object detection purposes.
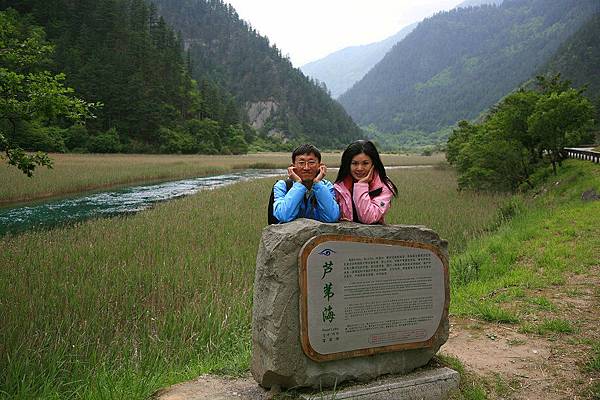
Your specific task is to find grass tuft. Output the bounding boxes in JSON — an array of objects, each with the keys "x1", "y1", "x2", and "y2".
[
  {"x1": 451, "y1": 256, "x2": 481, "y2": 286},
  {"x1": 528, "y1": 296, "x2": 557, "y2": 311},
  {"x1": 519, "y1": 319, "x2": 575, "y2": 335},
  {"x1": 439, "y1": 354, "x2": 489, "y2": 400},
  {"x1": 474, "y1": 303, "x2": 519, "y2": 324},
  {"x1": 585, "y1": 341, "x2": 600, "y2": 372}
]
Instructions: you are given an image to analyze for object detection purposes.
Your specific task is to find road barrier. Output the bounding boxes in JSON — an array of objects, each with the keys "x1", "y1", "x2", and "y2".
[{"x1": 564, "y1": 148, "x2": 600, "y2": 164}]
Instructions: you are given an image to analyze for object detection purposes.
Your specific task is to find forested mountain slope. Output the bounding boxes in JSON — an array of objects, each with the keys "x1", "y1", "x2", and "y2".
[
  {"x1": 0, "y1": 0, "x2": 252, "y2": 154},
  {"x1": 339, "y1": 0, "x2": 599, "y2": 134},
  {"x1": 541, "y1": 13, "x2": 600, "y2": 126},
  {"x1": 151, "y1": 0, "x2": 361, "y2": 148},
  {"x1": 301, "y1": 0, "x2": 505, "y2": 100},
  {"x1": 300, "y1": 24, "x2": 417, "y2": 99}
]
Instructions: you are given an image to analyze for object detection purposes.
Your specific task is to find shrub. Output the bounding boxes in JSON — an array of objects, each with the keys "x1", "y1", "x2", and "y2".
[
  {"x1": 88, "y1": 128, "x2": 122, "y2": 153},
  {"x1": 64, "y1": 124, "x2": 90, "y2": 151},
  {"x1": 158, "y1": 127, "x2": 197, "y2": 154}
]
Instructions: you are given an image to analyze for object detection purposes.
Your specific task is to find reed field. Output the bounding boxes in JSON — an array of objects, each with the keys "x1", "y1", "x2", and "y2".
[
  {"x1": 0, "y1": 166, "x2": 508, "y2": 399},
  {"x1": 0, "y1": 152, "x2": 444, "y2": 205}
]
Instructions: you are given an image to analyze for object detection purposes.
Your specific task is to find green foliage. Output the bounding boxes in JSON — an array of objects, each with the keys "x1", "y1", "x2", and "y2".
[
  {"x1": 474, "y1": 303, "x2": 519, "y2": 324},
  {"x1": 88, "y1": 128, "x2": 122, "y2": 153},
  {"x1": 364, "y1": 124, "x2": 451, "y2": 151},
  {"x1": 447, "y1": 119, "x2": 532, "y2": 191},
  {"x1": 63, "y1": 124, "x2": 91, "y2": 152},
  {"x1": 0, "y1": 132, "x2": 52, "y2": 177},
  {"x1": 537, "y1": 319, "x2": 575, "y2": 334},
  {"x1": 157, "y1": 128, "x2": 195, "y2": 154},
  {"x1": 528, "y1": 88, "x2": 595, "y2": 172},
  {"x1": 23, "y1": 124, "x2": 67, "y2": 152},
  {"x1": 451, "y1": 255, "x2": 481, "y2": 286},
  {"x1": 0, "y1": 8, "x2": 95, "y2": 175},
  {"x1": 222, "y1": 125, "x2": 249, "y2": 155},
  {"x1": 1, "y1": 1, "x2": 267, "y2": 155},
  {"x1": 184, "y1": 118, "x2": 221, "y2": 154},
  {"x1": 447, "y1": 76, "x2": 595, "y2": 191}
]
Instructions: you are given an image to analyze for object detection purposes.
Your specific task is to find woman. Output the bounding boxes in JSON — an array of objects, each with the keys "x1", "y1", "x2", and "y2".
[{"x1": 334, "y1": 140, "x2": 398, "y2": 224}]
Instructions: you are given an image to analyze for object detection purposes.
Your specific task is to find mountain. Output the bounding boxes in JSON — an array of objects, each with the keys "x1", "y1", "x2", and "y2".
[
  {"x1": 541, "y1": 13, "x2": 600, "y2": 125},
  {"x1": 338, "y1": 0, "x2": 599, "y2": 134},
  {"x1": 151, "y1": 0, "x2": 362, "y2": 148},
  {"x1": 300, "y1": 23, "x2": 417, "y2": 99},
  {"x1": 300, "y1": 0, "x2": 504, "y2": 100}
]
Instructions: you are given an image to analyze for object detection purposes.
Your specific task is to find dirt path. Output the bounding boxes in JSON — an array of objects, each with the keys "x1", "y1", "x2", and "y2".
[{"x1": 440, "y1": 267, "x2": 600, "y2": 399}]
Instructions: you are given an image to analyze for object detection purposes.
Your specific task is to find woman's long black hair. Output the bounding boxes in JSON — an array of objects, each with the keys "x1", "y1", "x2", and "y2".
[{"x1": 335, "y1": 140, "x2": 398, "y2": 196}]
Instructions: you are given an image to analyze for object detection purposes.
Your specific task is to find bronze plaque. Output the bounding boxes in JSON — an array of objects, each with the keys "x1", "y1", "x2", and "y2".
[{"x1": 299, "y1": 234, "x2": 449, "y2": 362}]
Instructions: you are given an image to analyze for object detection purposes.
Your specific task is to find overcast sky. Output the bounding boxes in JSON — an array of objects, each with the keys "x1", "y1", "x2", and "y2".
[{"x1": 225, "y1": 0, "x2": 462, "y2": 67}]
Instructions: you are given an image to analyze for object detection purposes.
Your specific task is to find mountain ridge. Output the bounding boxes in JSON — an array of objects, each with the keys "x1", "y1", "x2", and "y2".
[
  {"x1": 151, "y1": 0, "x2": 362, "y2": 148},
  {"x1": 540, "y1": 13, "x2": 600, "y2": 126},
  {"x1": 301, "y1": 0, "x2": 504, "y2": 99},
  {"x1": 338, "y1": 0, "x2": 598, "y2": 134},
  {"x1": 300, "y1": 23, "x2": 417, "y2": 99}
]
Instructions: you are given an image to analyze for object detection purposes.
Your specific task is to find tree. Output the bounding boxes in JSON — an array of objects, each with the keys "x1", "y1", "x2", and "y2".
[
  {"x1": 447, "y1": 120, "x2": 531, "y2": 191},
  {"x1": 447, "y1": 75, "x2": 595, "y2": 191},
  {"x1": 528, "y1": 88, "x2": 594, "y2": 174},
  {"x1": 0, "y1": 9, "x2": 95, "y2": 176}
]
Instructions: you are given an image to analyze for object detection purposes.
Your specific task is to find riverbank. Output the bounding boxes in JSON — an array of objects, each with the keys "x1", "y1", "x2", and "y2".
[
  {"x1": 0, "y1": 152, "x2": 444, "y2": 205},
  {"x1": 0, "y1": 166, "x2": 504, "y2": 399}
]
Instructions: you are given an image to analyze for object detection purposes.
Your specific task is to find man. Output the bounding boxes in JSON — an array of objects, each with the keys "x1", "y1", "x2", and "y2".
[{"x1": 272, "y1": 144, "x2": 340, "y2": 223}]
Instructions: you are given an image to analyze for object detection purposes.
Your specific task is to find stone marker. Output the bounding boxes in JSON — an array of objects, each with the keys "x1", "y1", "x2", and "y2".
[{"x1": 251, "y1": 219, "x2": 450, "y2": 389}]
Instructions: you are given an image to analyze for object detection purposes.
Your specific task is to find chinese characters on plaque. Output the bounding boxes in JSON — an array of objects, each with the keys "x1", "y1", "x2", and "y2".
[{"x1": 300, "y1": 235, "x2": 447, "y2": 361}]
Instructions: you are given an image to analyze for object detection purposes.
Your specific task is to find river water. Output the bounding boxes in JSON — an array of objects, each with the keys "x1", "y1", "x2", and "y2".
[
  {"x1": 0, "y1": 169, "x2": 286, "y2": 236},
  {"x1": 0, "y1": 165, "x2": 433, "y2": 236}
]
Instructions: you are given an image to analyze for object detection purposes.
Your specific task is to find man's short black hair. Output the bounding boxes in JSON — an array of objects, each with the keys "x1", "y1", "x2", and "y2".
[{"x1": 292, "y1": 143, "x2": 321, "y2": 163}]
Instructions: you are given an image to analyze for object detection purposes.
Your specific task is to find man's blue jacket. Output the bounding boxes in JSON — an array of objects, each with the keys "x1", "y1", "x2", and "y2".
[{"x1": 272, "y1": 179, "x2": 340, "y2": 223}]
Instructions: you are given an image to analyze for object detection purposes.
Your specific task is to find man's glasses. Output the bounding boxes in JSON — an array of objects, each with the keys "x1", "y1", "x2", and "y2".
[{"x1": 295, "y1": 160, "x2": 318, "y2": 168}]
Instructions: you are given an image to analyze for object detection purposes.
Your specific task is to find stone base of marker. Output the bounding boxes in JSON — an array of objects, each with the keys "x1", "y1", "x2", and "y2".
[
  {"x1": 300, "y1": 367, "x2": 460, "y2": 400},
  {"x1": 252, "y1": 219, "x2": 450, "y2": 389},
  {"x1": 153, "y1": 367, "x2": 459, "y2": 400}
]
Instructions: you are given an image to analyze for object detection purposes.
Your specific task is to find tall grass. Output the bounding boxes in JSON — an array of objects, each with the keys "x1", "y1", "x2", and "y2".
[
  {"x1": 0, "y1": 166, "x2": 504, "y2": 399},
  {"x1": 0, "y1": 152, "x2": 444, "y2": 205},
  {"x1": 449, "y1": 161, "x2": 600, "y2": 318},
  {"x1": 386, "y1": 166, "x2": 509, "y2": 253}
]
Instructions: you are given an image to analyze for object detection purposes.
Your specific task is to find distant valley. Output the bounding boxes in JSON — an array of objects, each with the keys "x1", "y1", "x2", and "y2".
[{"x1": 301, "y1": 0, "x2": 504, "y2": 100}]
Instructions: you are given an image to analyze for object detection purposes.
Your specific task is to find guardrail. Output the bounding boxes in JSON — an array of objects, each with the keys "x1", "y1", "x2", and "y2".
[{"x1": 564, "y1": 148, "x2": 600, "y2": 164}]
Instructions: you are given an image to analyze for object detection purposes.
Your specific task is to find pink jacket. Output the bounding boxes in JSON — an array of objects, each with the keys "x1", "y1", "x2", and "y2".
[{"x1": 333, "y1": 170, "x2": 394, "y2": 224}]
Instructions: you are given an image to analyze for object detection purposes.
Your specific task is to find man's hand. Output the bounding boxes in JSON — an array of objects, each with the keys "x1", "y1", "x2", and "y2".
[
  {"x1": 288, "y1": 165, "x2": 302, "y2": 182},
  {"x1": 313, "y1": 164, "x2": 327, "y2": 183},
  {"x1": 358, "y1": 166, "x2": 374, "y2": 184}
]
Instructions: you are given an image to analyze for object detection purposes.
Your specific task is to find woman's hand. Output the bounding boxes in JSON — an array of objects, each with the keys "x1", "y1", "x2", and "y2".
[{"x1": 358, "y1": 166, "x2": 374, "y2": 183}]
